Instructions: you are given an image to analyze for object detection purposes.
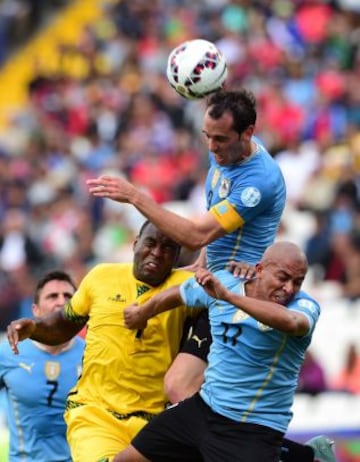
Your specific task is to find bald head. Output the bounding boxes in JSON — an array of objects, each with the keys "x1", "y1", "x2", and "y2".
[
  {"x1": 248, "y1": 242, "x2": 308, "y2": 304},
  {"x1": 262, "y1": 242, "x2": 308, "y2": 272}
]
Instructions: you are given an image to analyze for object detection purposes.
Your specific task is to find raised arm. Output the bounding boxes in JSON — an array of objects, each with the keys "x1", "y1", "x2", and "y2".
[
  {"x1": 87, "y1": 175, "x2": 224, "y2": 250},
  {"x1": 195, "y1": 269, "x2": 309, "y2": 336},
  {"x1": 7, "y1": 309, "x2": 86, "y2": 354},
  {"x1": 124, "y1": 286, "x2": 183, "y2": 330}
]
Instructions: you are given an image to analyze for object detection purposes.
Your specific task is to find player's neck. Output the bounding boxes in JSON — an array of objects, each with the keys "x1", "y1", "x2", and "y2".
[
  {"x1": 246, "y1": 140, "x2": 259, "y2": 159},
  {"x1": 243, "y1": 278, "x2": 256, "y2": 297},
  {"x1": 235, "y1": 141, "x2": 258, "y2": 165},
  {"x1": 32, "y1": 339, "x2": 74, "y2": 355}
]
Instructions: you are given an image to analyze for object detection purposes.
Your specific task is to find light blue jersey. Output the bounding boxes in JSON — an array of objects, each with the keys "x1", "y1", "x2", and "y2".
[
  {"x1": 206, "y1": 137, "x2": 286, "y2": 271},
  {"x1": 0, "y1": 337, "x2": 85, "y2": 462},
  {"x1": 180, "y1": 270, "x2": 320, "y2": 433}
]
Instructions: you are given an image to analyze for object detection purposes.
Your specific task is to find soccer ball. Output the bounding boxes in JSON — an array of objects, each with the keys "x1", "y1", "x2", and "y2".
[{"x1": 166, "y1": 39, "x2": 228, "y2": 100}]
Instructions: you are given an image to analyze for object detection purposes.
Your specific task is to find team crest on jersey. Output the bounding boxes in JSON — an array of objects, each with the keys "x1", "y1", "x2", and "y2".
[
  {"x1": 211, "y1": 168, "x2": 220, "y2": 189},
  {"x1": 45, "y1": 361, "x2": 60, "y2": 380},
  {"x1": 137, "y1": 284, "x2": 151, "y2": 298},
  {"x1": 219, "y1": 177, "x2": 231, "y2": 198},
  {"x1": 232, "y1": 309, "x2": 249, "y2": 323},
  {"x1": 241, "y1": 187, "x2": 261, "y2": 207}
]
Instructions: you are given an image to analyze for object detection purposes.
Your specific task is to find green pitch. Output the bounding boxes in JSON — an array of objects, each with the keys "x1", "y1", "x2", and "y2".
[{"x1": 0, "y1": 428, "x2": 9, "y2": 460}]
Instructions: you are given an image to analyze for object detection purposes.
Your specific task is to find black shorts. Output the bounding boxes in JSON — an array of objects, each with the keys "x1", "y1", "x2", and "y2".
[{"x1": 132, "y1": 393, "x2": 284, "y2": 462}]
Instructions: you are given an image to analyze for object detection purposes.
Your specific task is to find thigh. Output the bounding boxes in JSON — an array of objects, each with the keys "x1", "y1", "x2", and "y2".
[
  {"x1": 200, "y1": 406, "x2": 283, "y2": 462},
  {"x1": 65, "y1": 405, "x2": 148, "y2": 462},
  {"x1": 132, "y1": 397, "x2": 204, "y2": 462}
]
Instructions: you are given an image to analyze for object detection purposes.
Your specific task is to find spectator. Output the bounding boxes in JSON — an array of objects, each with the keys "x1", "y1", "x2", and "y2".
[
  {"x1": 341, "y1": 229, "x2": 360, "y2": 300},
  {"x1": 297, "y1": 350, "x2": 328, "y2": 396},
  {"x1": 0, "y1": 208, "x2": 46, "y2": 273},
  {"x1": 332, "y1": 343, "x2": 360, "y2": 394}
]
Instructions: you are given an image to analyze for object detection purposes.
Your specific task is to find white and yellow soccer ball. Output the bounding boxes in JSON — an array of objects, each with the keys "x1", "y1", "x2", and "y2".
[{"x1": 166, "y1": 39, "x2": 228, "y2": 100}]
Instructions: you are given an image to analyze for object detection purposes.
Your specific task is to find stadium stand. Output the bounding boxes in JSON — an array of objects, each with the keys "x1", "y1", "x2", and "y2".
[{"x1": 0, "y1": 0, "x2": 116, "y2": 132}]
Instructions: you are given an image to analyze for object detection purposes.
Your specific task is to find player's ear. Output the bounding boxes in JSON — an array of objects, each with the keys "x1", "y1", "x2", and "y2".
[
  {"x1": 255, "y1": 263, "x2": 263, "y2": 276},
  {"x1": 242, "y1": 125, "x2": 254, "y2": 140},
  {"x1": 133, "y1": 236, "x2": 139, "y2": 251},
  {"x1": 32, "y1": 303, "x2": 40, "y2": 318}
]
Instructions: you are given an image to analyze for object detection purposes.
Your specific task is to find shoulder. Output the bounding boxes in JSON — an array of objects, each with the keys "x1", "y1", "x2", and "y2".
[
  {"x1": 167, "y1": 269, "x2": 194, "y2": 285},
  {"x1": 89, "y1": 262, "x2": 131, "y2": 274},
  {"x1": 289, "y1": 291, "x2": 321, "y2": 317},
  {"x1": 0, "y1": 339, "x2": 32, "y2": 367},
  {"x1": 251, "y1": 137, "x2": 282, "y2": 169},
  {"x1": 214, "y1": 269, "x2": 239, "y2": 287},
  {"x1": 83, "y1": 263, "x2": 132, "y2": 283}
]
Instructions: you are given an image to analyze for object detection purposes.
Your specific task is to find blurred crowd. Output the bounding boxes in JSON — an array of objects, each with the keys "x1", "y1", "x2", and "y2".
[
  {"x1": 1, "y1": 0, "x2": 360, "y2": 393},
  {"x1": 297, "y1": 343, "x2": 360, "y2": 395},
  {"x1": 0, "y1": 0, "x2": 69, "y2": 66}
]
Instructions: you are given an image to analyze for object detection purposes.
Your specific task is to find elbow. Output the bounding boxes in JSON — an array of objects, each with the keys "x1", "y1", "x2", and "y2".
[
  {"x1": 284, "y1": 318, "x2": 309, "y2": 336},
  {"x1": 185, "y1": 242, "x2": 203, "y2": 252},
  {"x1": 164, "y1": 376, "x2": 185, "y2": 404},
  {"x1": 165, "y1": 387, "x2": 184, "y2": 405},
  {"x1": 183, "y1": 234, "x2": 210, "y2": 251},
  {"x1": 283, "y1": 319, "x2": 299, "y2": 335},
  {"x1": 178, "y1": 222, "x2": 221, "y2": 251}
]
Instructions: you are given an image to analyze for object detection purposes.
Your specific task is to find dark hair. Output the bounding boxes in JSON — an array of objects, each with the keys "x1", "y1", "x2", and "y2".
[
  {"x1": 34, "y1": 270, "x2": 76, "y2": 303},
  {"x1": 206, "y1": 89, "x2": 257, "y2": 135},
  {"x1": 138, "y1": 220, "x2": 151, "y2": 237},
  {"x1": 137, "y1": 220, "x2": 181, "y2": 257}
]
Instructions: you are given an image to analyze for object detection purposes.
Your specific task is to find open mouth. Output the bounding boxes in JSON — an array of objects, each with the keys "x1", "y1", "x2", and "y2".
[
  {"x1": 144, "y1": 261, "x2": 160, "y2": 271},
  {"x1": 274, "y1": 294, "x2": 288, "y2": 304}
]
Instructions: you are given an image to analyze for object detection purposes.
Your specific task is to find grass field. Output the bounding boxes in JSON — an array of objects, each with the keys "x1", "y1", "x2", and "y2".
[{"x1": 0, "y1": 427, "x2": 9, "y2": 460}]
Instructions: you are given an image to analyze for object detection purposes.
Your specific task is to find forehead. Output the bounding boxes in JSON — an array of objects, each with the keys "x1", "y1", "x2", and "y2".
[
  {"x1": 139, "y1": 224, "x2": 177, "y2": 246},
  {"x1": 40, "y1": 279, "x2": 75, "y2": 295},
  {"x1": 203, "y1": 110, "x2": 235, "y2": 135},
  {"x1": 269, "y1": 258, "x2": 307, "y2": 278}
]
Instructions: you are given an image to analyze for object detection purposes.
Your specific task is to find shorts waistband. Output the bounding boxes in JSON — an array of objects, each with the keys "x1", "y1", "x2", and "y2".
[
  {"x1": 66, "y1": 399, "x2": 156, "y2": 422},
  {"x1": 110, "y1": 410, "x2": 156, "y2": 422}
]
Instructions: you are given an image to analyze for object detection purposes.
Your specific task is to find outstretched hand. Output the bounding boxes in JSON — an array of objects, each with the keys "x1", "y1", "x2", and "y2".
[
  {"x1": 86, "y1": 175, "x2": 135, "y2": 203},
  {"x1": 195, "y1": 268, "x2": 227, "y2": 300},
  {"x1": 7, "y1": 319, "x2": 36, "y2": 354},
  {"x1": 124, "y1": 303, "x2": 148, "y2": 330}
]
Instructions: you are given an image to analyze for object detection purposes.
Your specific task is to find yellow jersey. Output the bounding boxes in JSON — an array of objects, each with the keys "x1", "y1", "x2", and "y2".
[{"x1": 64, "y1": 263, "x2": 193, "y2": 415}]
